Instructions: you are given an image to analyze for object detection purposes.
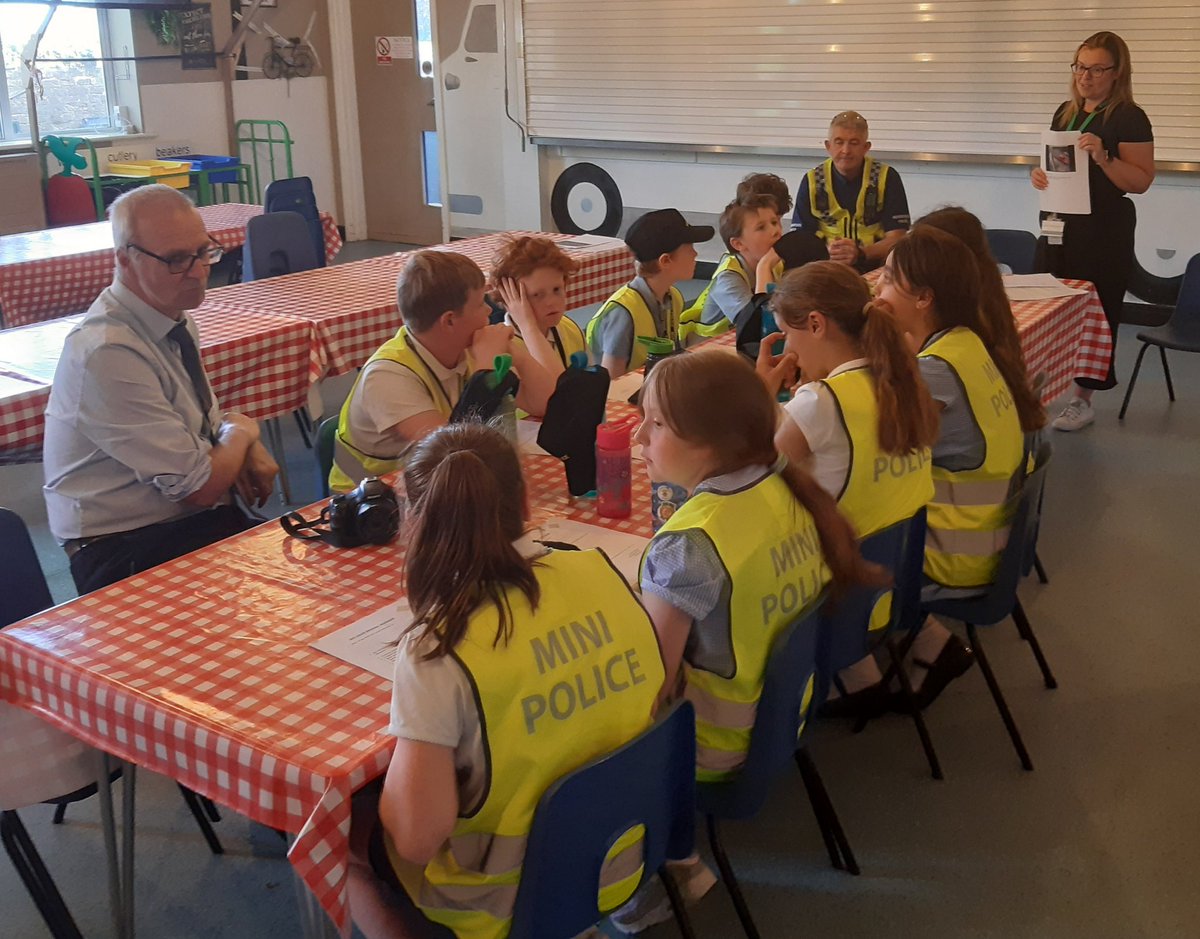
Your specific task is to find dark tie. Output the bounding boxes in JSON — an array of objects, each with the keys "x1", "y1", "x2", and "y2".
[{"x1": 169, "y1": 320, "x2": 215, "y2": 442}]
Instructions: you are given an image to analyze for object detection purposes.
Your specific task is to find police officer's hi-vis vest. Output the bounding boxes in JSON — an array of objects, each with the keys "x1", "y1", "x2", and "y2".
[
  {"x1": 642, "y1": 472, "x2": 830, "y2": 782},
  {"x1": 329, "y1": 327, "x2": 467, "y2": 493},
  {"x1": 585, "y1": 283, "x2": 683, "y2": 369},
  {"x1": 806, "y1": 157, "x2": 890, "y2": 247},
  {"x1": 822, "y1": 365, "x2": 934, "y2": 628},
  {"x1": 918, "y1": 328, "x2": 1023, "y2": 589},
  {"x1": 391, "y1": 549, "x2": 664, "y2": 939}
]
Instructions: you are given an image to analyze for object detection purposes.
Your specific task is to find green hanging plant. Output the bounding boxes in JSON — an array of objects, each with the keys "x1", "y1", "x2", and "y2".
[{"x1": 145, "y1": 11, "x2": 180, "y2": 47}]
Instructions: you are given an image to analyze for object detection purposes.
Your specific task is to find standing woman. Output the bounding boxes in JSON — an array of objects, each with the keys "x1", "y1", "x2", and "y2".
[{"x1": 1031, "y1": 31, "x2": 1155, "y2": 431}]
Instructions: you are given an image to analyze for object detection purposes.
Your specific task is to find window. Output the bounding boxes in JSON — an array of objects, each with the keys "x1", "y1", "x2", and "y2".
[
  {"x1": 1, "y1": 3, "x2": 122, "y2": 142},
  {"x1": 414, "y1": 0, "x2": 433, "y2": 77}
]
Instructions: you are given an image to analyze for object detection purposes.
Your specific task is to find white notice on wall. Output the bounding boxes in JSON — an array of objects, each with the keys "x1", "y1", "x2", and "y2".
[
  {"x1": 389, "y1": 36, "x2": 414, "y2": 59},
  {"x1": 312, "y1": 601, "x2": 413, "y2": 680},
  {"x1": 1039, "y1": 130, "x2": 1091, "y2": 216}
]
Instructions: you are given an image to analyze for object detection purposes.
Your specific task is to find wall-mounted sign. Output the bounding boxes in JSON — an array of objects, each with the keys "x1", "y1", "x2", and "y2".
[{"x1": 179, "y1": 4, "x2": 216, "y2": 70}]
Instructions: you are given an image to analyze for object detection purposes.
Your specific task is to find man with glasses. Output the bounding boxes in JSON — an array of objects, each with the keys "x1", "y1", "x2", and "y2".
[
  {"x1": 792, "y1": 110, "x2": 910, "y2": 272},
  {"x1": 44, "y1": 184, "x2": 278, "y2": 594}
]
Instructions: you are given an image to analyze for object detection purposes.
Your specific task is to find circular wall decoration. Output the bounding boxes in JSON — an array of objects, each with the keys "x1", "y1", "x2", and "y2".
[{"x1": 550, "y1": 162, "x2": 623, "y2": 236}]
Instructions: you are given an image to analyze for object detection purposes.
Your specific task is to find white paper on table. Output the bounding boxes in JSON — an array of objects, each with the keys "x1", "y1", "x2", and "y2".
[
  {"x1": 535, "y1": 517, "x2": 649, "y2": 586},
  {"x1": 517, "y1": 418, "x2": 551, "y2": 456},
  {"x1": 312, "y1": 600, "x2": 413, "y2": 681},
  {"x1": 607, "y1": 370, "x2": 643, "y2": 402},
  {"x1": 1039, "y1": 130, "x2": 1091, "y2": 215},
  {"x1": 557, "y1": 234, "x2": 623, "y2": 249},
  {"x1": 1002, "y1": 273, "x2": 1089, "y2": 302}
]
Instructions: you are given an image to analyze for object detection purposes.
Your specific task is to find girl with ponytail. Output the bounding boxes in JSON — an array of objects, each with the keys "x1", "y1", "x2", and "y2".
[
  {"x1": 354, "y1": 423, "x2": 664, "y2": 939},
  {"x1": 915, "y1": 206, "x2": 1045, "y2": 432},
  {"x1": 635, "y1": 350, "x2": 887, "y2": 773},
  {"x1": 871, "y1": 226, "x2": 1033, "y2": 708},
  {"x1": 763, "y1": 260, "x2": 941, "y2": 716}
]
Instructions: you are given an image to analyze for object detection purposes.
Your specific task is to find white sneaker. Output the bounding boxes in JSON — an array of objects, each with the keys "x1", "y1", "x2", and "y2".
[
  {"x1": 608, "y1": 856, "x2": 718, "y2": 934},
  {"x1": 1051, "y1": 398, "x2": 1095, "y2": 432}
]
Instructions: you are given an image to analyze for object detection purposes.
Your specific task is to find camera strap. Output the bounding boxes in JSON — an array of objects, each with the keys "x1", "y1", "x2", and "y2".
[{"x1": 280, "y1": 505, "x2": 336, "y2": 543}]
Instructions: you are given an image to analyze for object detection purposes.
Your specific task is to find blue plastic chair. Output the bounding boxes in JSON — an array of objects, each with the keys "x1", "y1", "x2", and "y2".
[
  {"x1": 0, "y1": 508, "x2": 53, "y2": 628},
  {"x1": 264, "y1": 175, "x2": 326, "y2": 268},
  {"x1": 985, "y1": 228, "x2": 1038, "y2": 275},
  {"x1": 922, "y1": 449, "x2": 1057, "y2": 772},
  {"x1": 1119, "y1": 252, "x2": 1200, "y2": 420},
  {"x1": 508, "y1": 701, "x2": 698, "y2": 939},
  {"x1": 823, "y1": 509, "x2": 946, "y2": 781},
  {"x1": 242, "y1": 210, "x2": 320, "y2": 282},
  {"x1": 696, "y1": 593, "x2": 857, "y2": 939}
]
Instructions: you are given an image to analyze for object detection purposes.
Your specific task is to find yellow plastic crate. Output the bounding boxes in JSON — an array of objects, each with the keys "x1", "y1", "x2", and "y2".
[{"x1": 105, "y1": 160, "x2": 193, "y2": 189}]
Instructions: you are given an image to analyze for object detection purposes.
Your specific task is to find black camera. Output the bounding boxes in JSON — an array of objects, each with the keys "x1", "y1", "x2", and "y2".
[{"x1": 281, "y1": 477, "x2": 401, "y2": 548}]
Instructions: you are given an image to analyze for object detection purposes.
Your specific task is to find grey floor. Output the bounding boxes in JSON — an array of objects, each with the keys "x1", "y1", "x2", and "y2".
[{"x1": 2, "y1": 249, "x2": 1199, "y2": 936}]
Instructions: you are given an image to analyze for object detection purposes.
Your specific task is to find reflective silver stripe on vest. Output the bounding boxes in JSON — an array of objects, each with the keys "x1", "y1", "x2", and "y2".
[
  {"x1": 927, "y1": 524, "x2": 1011, "y2": 558},
  {"x1": 447, "y1": 831, "x2": 527, "y2": 878},
  {"x1": 696, "y1": 742, "x2": 750, "y2": 774},
  {"x1": 418, "y1": 878, "x2": 519, "y2": 919},
  {"x1": 687, "y1": 684, "x2": 757, "y2": 733},
  {"x1": 932, "y1": 476, "x2": 1017, "y2": 508},
  {"x1": 424, "y1": 833, "x2": 645, "y2": 917},
  {"x1": 332, "y1": 436, "x2": 371, "y2": 486}
]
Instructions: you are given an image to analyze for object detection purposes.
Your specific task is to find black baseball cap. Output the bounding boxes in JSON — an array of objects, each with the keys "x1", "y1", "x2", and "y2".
[
  {"x1": 624, "y1": 209, "x2": 714, "y2": 262},
  {"x1": 774, "y1": 230, "x2": 827, "y2": 271}
]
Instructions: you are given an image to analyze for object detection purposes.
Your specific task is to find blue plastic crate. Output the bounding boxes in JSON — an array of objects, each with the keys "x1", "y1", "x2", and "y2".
[{"x1": 187, "y1": 154, "x2": 241, "y2": 184}]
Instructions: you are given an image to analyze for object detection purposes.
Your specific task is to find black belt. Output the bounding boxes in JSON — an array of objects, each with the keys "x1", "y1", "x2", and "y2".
[{"x1": 63, "y1": 530, "x2": 131, "y2": 559}]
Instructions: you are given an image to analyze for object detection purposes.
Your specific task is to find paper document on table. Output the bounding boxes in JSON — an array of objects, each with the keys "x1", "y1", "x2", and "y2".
[
  {"x1": 607, "y1": 370, "x2": 643, "y2": 402},
  {"x1": 536, "y1": 517, "x2": 649, "y2": 586},
  {"x1": 557, "y1": 234, "x2": 622, "y2": 249},
  {"x1": 1002, "y1": 274, "x2": 1088, "y2": 301},
  {"x1": 312, "y1": 601, "x2": 413, "y2": 681},
  {"x1": 517, "y1": 418, "x2": 550, "y2": 456},
  {"x1": 1039, "y1": 130, "x2": 1090, "y2": 215}
]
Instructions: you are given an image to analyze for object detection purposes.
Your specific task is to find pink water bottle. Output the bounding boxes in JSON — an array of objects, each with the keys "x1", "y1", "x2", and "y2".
[{"x1": 595, "y1": 423, "x2": 632, "y2": 519}]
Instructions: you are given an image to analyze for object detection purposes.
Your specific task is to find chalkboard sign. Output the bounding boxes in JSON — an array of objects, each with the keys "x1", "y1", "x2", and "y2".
[{"x1": 179, "y1": 3, "x2": 216, "y2": 70}]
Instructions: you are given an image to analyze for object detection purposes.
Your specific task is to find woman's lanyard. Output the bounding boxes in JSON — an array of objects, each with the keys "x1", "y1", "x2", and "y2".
[
  {"x1": 1068, "y1": 103, "x2": 1106, "y2": 133},
  {"x1": 406, "y1": 341, "x2": 460, "y2": 413}
]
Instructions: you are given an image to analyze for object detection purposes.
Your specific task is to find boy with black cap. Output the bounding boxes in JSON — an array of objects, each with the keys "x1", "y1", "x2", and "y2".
[{"x1": 585, "y1": 208, "x2": 713, "y2": 378}]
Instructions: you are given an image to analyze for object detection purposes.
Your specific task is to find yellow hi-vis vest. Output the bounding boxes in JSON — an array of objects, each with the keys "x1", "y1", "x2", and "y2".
[
  {"x1": 822, "y1": 365, "x2": 934, "y2": 628},
  {"x1": 585, "y1": 283, "x2": 683, "y2": 370},
  {"x1": 680, "y1": 253, "x2": 787, "y2": 343},
  {"x1": 329, "y1": 327, "x2": 466, "y2": 493},
  {"x1": 511, "y1": 315, "x2": 587, "y2": 368},
  {"x1": 391, "y1": 548, "x2": 664, "y2": 939},
  {"x1": 806, "y1": 157, "x2": 890, "y2": 246},
  {"x1": 642, "y1": 473, "x2": 830, "y2": 782},
  {"x1": 918, "y1": 327, "x2": 1023, "y2": 589}
]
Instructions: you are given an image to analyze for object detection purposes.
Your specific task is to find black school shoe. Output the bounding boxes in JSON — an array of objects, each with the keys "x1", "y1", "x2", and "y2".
[
  {"x1": 819, "y1": 681, "x2": 894, "y2": 721},
  {"x1": 906, "y1": 635, "x2": 975, "y2": 710}
]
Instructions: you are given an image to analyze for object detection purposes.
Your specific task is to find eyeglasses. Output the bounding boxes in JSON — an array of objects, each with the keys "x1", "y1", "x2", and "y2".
[
  {"x1": 127, "y1": 240, "x2": 223, "y2": 275},
  {"x1": 1070, "y1": 63, "x2": 1115, "y2": 78}
]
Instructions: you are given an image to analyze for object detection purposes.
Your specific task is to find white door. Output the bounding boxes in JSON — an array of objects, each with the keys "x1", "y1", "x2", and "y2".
[{"x1": 439, "y1": 0, "x2": 540, "y2": 235}]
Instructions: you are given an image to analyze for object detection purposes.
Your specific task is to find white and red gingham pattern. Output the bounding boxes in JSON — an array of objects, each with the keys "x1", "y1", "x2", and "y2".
[
  {"x1": 0, "y1": 205, "x2": 342, "y2": 329},
  {"x1": 1010, "y1": 280, "x2": 1110, "y2": 402},
  {"x1": 0, "y1": 372, "x2": 50, "y2": 465}
]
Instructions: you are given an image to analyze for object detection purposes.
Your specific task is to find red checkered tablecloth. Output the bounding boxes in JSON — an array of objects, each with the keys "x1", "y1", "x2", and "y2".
[
  {"x1": 0, "y1": 205, "x2": 342, "y2": 329},
  {"x1": 0, "y1": 309, "x2": 316, "y2": 463},
  {"x1": 1010, "y1": 279, "x2": 1110, "y2": 403},
  {"x1": 0, "y1": 522, "x2": 405, "y2": 932},
  {"x1": 203, "y1": 231, "x2": 634, "y2": 380}
]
